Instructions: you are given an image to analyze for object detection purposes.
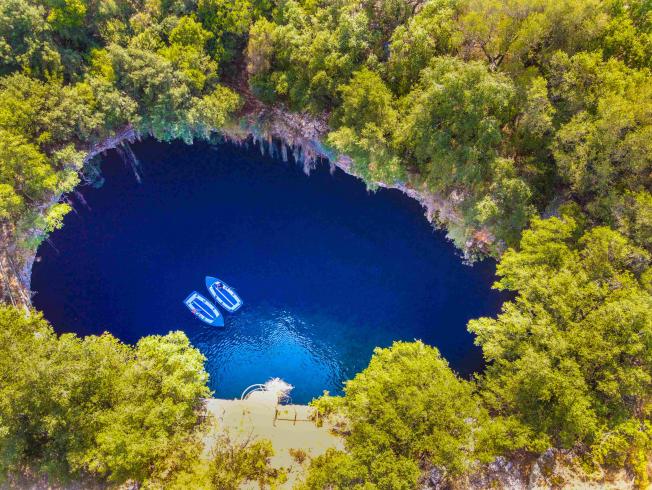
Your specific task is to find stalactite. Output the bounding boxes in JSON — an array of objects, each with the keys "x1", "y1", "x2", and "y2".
[
  {"x1": 74, "y1": 191, "x2": 91, "y2": 211},
  {"x1": 292, "y1": 145, "x2": 300, "y2": 164},
  {"x1": 117, "y1": 142, "x2": 142, "y2": 183},
  {"x1": 267, "y1": 135, "x2": 274, "y2": 159}
]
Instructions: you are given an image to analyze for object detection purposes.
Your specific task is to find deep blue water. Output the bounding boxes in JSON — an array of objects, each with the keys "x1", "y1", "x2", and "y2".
[{"x1": 32, "y1": 139, "x2": 506, "y2": 403}]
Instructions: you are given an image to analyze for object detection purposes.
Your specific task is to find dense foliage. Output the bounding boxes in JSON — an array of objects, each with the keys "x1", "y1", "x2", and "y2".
[
  {"x1": 0, "y1": 0, "x2": 651, "y2": 487},
  {"x1": 470, "y1": 214, "x2": 652, "y2": 484},
  {"x1": 0, "y1": 306, "x2": 209, "y2": 484},
  {"x1": 0, "y1": 306, "x2": 284, "y2": 488},
  {"x1": 247, "y1": 0, "x2": 652, "y2": 253},
  {"x1": 304, "y1": 342, "x2": 518, "y2": 488}
]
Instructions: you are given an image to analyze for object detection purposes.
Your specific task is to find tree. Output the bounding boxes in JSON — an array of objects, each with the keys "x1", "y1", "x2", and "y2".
[
  {"x1": 473, "y1": 158, "x2": 535, "y2": 247},
  {"x1": 0, "y1": 0, "x2": 61, "y2": 77},
  {"x1": 602, "y1": 12, "x2": 652, "y2": 70},
  {"x1": 458, "y1": 0, "x2": 606, "y2": 71},
  {"x1": 386, "y1": 0, "x2": 462, "y2": 95},
  {"x1": 614, "y1": 191, "x2": 652, "y2": 253},
  {"x1": 101, "y1": 44, "x2": 197, "y2": 140},
  {"x1": 160, "y1": 16, "x2": 217, "y2": 93},
  {"x1": 469, "y1": 216, "x2": 652, "y2": 477},
  {"x1": 187, "y1": 85, "x2": 241, "y2": 139},
  {"x1": 306, "y1": 341, "x2": 501, "y2": 487},
  {"x1": 75, "y1": 332, "x2": 211, "y2": 483},
  {"x1": 358, "y1": 0, "x2": 430, "y2": 52},
  {"x1": 546, "y1": 51, "x2": 646, "y2": 122},
  {"x1": 551, "y1": 82, "x2": 652, "y2": 220},
  {"x1": 46, "y1": 0, "x2": 88, "y2": 46},
  {"x1": 398, "y1": 56, "x2": 515, "y2": 192},
  {"x1": 0, "y1": 306, "x2": 60, "y2": 481},
  {"x1": 297, "y1": 448, "x2": 378, "y2": 490},
  {"x1": 0, "y1": 306, "x2": 211, "y2": 485},
  {"x1": 198, "y1": 0, "x2": 271, "y2": 61},
  {"x1": 0, "y1": 130, "x2": 55, "y2": 222},
  {"x1": 514, "y1": 76, "x2": 555, "y2": 151},
  {"x1": 0, "y1": 73, "x2": 109, "y2": 148},
  {"x1": 327, "y1": 68, "x2": 403, "y2": 183},
  {"x1": 78, "y1": 75, "x2": 139, "y2": 135},
  {"x1": 246, "y1": 1, "x2": 373, "y2": 112}
]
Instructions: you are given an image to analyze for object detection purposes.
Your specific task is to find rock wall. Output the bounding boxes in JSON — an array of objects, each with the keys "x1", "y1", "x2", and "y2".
[
  {"x1": 224, "y1": 104, "x2": 494, "y2": 258},
  {"x1": 442, "y1": 449, "x2": 635, "y2": 489},
  {"x1": 0, "y1": 125, "x2": 139, "y2": 307},
  {"x1": 0, "y1": 102, "x2": 490, "y2": 307}
]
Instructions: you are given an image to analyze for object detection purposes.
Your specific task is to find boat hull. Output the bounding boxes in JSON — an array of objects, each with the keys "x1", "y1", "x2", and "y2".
[
  {"x1": 205, "y1": 276, "x2": 243, "y2": 312},
  {"x1": 184, "y1": 291, "x2": 224, "y2": 326}
]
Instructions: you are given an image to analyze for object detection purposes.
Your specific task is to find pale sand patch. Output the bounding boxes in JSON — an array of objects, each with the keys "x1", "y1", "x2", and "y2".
[{"x1": 204, "y1": 394, "x2": 344, "y2": 488}]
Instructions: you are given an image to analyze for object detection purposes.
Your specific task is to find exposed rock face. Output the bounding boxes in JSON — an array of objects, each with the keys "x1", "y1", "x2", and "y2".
[
  {"x1": 0, "y1": 223, "x2": 32, "y2": 307},
  {"x1": 1, "y1": 88, "x2": 499, "y2": 306},
  {"x1": 224, "y1": 104, "x2": 494, "y2": 258},
  {"x1": 85, "y1": 125, "x2": 139, "y2": 162},
  {"x1": 424, "y1": 449, "x2": 635, "y2": 490},
  {"x1": 0, "y1": 125, "x2": 140, "y2": 307}
]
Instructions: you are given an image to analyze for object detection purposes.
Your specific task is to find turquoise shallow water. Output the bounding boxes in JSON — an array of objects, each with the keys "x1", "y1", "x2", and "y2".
[{"x1": 32, "y1": 139, "x2": 506, "y2": 403}]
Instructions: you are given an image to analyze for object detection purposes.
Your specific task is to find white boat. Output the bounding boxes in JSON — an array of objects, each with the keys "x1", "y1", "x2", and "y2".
[
  {"x1": 184, "y1": 291, "x2": 224, "y2": 326},
  {"x1": 205, "y1": 276, "x2": 243, "y2": 313}
]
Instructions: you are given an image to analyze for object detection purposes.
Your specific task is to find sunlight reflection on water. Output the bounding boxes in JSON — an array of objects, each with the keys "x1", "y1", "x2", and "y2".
[{"x1": 191, "y1": 306, "x2": 344, "y2": 402}]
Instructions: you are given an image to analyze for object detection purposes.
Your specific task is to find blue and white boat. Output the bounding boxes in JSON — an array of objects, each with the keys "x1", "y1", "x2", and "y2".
[
  {"x1": 184, "y1": 291, "x2": 224, "y2": 326},
  {"x1": 205, "y1": 276, "x2": 243, "y2": 312}
]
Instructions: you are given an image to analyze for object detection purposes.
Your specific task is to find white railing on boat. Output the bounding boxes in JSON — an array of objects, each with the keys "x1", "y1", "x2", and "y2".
[{"x1": 240, "y1": 384, "x2": 266, "y2": 400}]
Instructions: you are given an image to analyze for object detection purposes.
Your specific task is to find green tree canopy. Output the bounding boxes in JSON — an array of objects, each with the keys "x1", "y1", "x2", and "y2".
[
  {"x1": 398, "y1": 57, "x2": 515, "y2": 191},
  {"x1": 305, "y1": 341, "x2": 503, "y2": 487},
  {"x1": 327, "y1": 68, "x2": 402, "y2": 183},
  {"x1": 0, "y1": 0, "x2": 61, "y2": 76},
  {"x1": 0, "y1": 306, "x2": 210, "y2": 485},
  {"x1": 386, "y1": 0, "x2": 462, "y2": 95},
  {"x1": 469, "y1": 216, "x2": 652, "y2": 481}
]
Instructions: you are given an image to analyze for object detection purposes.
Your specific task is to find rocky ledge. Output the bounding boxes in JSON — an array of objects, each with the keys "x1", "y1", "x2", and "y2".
[{"x1": 1, "y1": 100, "x2": 493, "y2": 308}]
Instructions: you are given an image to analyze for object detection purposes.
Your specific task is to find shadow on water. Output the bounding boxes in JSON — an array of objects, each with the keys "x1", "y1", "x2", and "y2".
[{"x1": 32, "y1": 139, "x2": 509, "y2": 403}]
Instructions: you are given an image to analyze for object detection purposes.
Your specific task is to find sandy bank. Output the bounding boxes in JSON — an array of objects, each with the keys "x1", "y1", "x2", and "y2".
[{"x1": 203, "y1": 394, "x2": 344, "y2": 488}]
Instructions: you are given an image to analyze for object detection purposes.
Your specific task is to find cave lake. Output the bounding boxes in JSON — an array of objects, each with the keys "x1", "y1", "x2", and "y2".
[{"x1": 32, "y1": 139, "x2": 507, "y2": 403}]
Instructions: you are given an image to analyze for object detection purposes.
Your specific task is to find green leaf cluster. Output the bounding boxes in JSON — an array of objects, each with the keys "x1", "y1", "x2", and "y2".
[
  {"x1": 469, "y1": 215, "x2": 652, "y2": 485},
  {"x1": 303, "y1": 342, "x2": 513, "y2": 488},
  {"x1": 246, "y1": 0, "x2": 652, "y2": 251},
  {"x1": 0, "y1": 306, "x2": 210, "y2": 485}
]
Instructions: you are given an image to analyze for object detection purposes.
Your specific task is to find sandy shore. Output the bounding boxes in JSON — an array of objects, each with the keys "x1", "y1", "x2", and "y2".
[{"x1": 204, "y1": 394, "x2": 344, "y2": 488}]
